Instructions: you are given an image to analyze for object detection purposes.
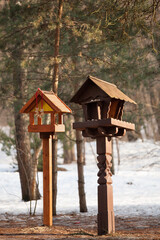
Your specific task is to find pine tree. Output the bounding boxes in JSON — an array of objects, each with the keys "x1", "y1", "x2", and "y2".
[
  {"x1": 0, "y1": 0, "x2": 43, "y2": 202},
  {"x1": 0, "y1": 0, "x2": 160, "y2": 207}
]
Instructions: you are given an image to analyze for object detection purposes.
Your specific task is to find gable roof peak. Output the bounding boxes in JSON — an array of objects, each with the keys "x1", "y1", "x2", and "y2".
[
  {"x1": 88, "y1": 75, "x2": 116, "y2": 88},
  {"x1": 71, "y1": 75, "x2": 136, "y2": 105},
  {"x1": 20, "y1": 88, "x2": 72, "y2": 113}
]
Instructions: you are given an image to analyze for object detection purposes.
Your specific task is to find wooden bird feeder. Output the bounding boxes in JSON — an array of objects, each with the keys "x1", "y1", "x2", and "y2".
[
  {"x1": 20, "y1": 88, "x2": 71, "y2": 133},
  {"x1": 71, "y1": 75, "x2": 136, "y2": 235},
  {"x1": 20, "y1": 88, "x2": 71, "y2": 227}
]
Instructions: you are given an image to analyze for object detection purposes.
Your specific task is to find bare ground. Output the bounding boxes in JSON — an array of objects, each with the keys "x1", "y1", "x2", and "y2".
[{"x1": 0, "y1": 213, "x2": 160, "y2": 239}]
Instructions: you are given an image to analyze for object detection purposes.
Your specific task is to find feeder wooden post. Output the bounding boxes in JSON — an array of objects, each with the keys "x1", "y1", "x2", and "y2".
[
  {"x1": 97, "y1": 137, "x2": 115, "y2": 235},
  {"x1": 20, "y1": 88, "x2": 71, "y2": 227},
  {"x1": 71, "y1": 75, "x2": 136, "y2": 235},
  {"x1": 40, "y1": 133, "x2": 52, "y2": 226}
]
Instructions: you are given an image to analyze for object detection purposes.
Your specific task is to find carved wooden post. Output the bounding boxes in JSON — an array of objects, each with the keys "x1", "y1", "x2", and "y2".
[
  {"x1": 97, "y1": 137, "x2": 115, "y2": 235},
  {"x1": 71, "y1": 75, "x2": 136, "y2": 235},
  {"x1": 40, "y1": 133, "x2": 52, "y2": 226}
]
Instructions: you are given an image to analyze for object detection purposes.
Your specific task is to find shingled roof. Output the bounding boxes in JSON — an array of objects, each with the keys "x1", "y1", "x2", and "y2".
[
  {"x1": 70, "y1": 75, "x2": 136, "y2": 104},
  {"x1": 20, "y1": 88, "x2": 72, "y2": 113}
]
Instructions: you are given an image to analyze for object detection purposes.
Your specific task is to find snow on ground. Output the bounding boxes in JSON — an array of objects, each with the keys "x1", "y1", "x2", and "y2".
[{"x1": 0, "y1": 139, "x2": 160, "y2": 218}]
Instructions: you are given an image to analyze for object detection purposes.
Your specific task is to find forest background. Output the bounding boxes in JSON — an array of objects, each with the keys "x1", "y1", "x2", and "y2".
[{"x1": 0, "y1": 0, "x2": 160, "y2": 215}]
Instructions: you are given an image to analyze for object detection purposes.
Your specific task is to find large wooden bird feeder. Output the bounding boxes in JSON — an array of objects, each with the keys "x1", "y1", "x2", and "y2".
[
  {"x1": 71, "y1": 75, "x2": 136, "y2": 235},
  {"x1": 20, "y1": 88, "x2": 71, "y2": 226}
]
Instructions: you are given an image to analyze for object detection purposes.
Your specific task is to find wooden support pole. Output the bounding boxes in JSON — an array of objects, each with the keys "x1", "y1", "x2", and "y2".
[
  {"x1": 40, "y1": 133, "x2": 53, "y2": 227},
  {"x1": 51, "y1": 112, "x2": 55, "y2": 125},
  {"x1": 58, "y1": 113, "x2": 63, "y2": 124},
  {"x1": 52, "y1": 134, "x2": 58, "y2": 216},
  {"x1": 96, "y1": 136, "x2": 115, "y2": 235},
  {"x1": 29, "y1": 112, "x2": 34, "y2": 125},
  {"x1": 38, "y1": 116, "x2": 42, "y2": 125}
]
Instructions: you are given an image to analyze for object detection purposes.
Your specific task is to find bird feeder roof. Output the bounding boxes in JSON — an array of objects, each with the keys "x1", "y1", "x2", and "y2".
[
  {"x1": 20, "y1": 88, "x2": 72, "y2": 113},
  {"x1": 70, "y1": 75, "x2": 136, "y2": 104}
]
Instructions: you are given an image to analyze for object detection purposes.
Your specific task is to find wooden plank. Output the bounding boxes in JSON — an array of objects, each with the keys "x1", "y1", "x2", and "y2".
[
  {"x1": 58, "y1": 113, "x2": 63, "y2": 124},
  {"x1": 109, "y1": 100, "x2": 119, "y2": 118},
  {"x1": 29, "y1": 112, "x2": 34, "y2": 125},
  {"x1": 42, "y1": 135, "x2": 52, "y2": 226},
  {"x1": 28, "y1": 124, "x2": 65, "y2": 133},
  {"x1": 117, "y1": 101, "x2": 124, "y2": 120},
  {"x1": 55, "y1": 124, "x2": 65, "y2": 132},
  {"x1": 97, "y1": 105, "x2": 101, "y2": 119},
  {"x1": 28, "y1": 125, "x2": 55, "y2": 132},
  {"x1": 38, "y1": 116, "x2": 42, "y2": 125},
  {"x1": 73, "y1": 118, "x2": 135, "y2": 131},
  {"x1": 110, "y1": 118, "x2": 135, "y2": 130},
  {"x1": 51, "y1": 112, "x2": 55, "y2": 125}
]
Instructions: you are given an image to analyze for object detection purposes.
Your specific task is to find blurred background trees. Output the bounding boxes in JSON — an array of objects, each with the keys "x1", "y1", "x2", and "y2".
[{"x1": 0, "y1": 0, "x2": 160, "y2": 212}]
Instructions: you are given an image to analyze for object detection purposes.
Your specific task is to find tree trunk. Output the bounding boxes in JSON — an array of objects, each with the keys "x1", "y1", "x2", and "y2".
[
  {"x1": 69, "y1": 115, "x2": 76, "y2": 162},
  {"x1": 52, "y1": 0, "x2": 64, "y2": 93},
  {"x1": 76, "y1": 130, "x2": 87, "y2": 212},
  {"x1": 52, "y1": 0, "x2": 64, "y2": 215},
  {"x1": 12, "y1": 45, "x2": 40, "y2": 201},
  {"x1": 14, "y1": 112, "x2": 41, "y2": 201},
  {"x1": 63, "y1": 141, "x2": 72, "y2": 164},
  {"x1": 74, "y1": 113, "x2": 87, "y2": 212},
  {"x1": 32, "y1": 141, "x2": 42, "y2": 199},
  {"x1": 70, "y1": 144, "x2": 76, "y2": 162},
  {"x1": 111, "y1": 139, "x2": 115, "y2": 175},
  {"x1": 63, "y1": 115, "x2": 76, "y2": 164},
  {"x1": 140, "y1": 85, "x2": 159, "y2": 140},
  {"x1": 14, "y1": 112, "x2": 31, "y2": 201},
  {"x1": 82, "y1": 138, "x2": 86, "y2": 165},
  {"x1": 115, "y1": 138, "x2": 120, "y2": 166},
  {"x1": 149, "y1": 82, "x2": 160, "y2": 140},
  {"x1": 63, "y1": 115, "x2": 72, "y2": 164},
  {"x1": 63, "y1": 141, "x2": 76, "y2": 164}
]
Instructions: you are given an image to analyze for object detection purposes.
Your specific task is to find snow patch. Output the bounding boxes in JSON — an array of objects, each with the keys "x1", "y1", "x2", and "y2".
[{"x1": 0, "y1": 139, "x2": 160, "y2": 218}]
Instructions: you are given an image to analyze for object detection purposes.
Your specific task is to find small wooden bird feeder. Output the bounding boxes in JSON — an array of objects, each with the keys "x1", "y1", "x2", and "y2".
[
  {"x1": 20, "y1": 88, "x2": 71, "y2": 227},
  {"x1": 71, "y1": 75, "x2": 136, "y2": 235},
  {"x1": 20, "y1": 88, "x2": 71, "y2": 133}
]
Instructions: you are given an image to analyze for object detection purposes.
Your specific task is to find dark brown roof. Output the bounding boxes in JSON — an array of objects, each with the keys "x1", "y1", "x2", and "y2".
[
  {"x1": 71, "y1": 75, "x2": 136, "y2": 104},
  {"x1": 20, "y1": 88, "x2": 72, "y2": 113}
]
